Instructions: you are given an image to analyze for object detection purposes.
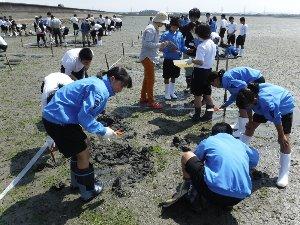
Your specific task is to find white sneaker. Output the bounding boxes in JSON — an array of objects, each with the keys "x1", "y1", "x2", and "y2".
[
  {"x1": 276, "y1": 153, "x2": 291, "y2": 188},
  {"x1": 164, "y1": 84, "x2": 171, "y2": 100},
  {"x1": 169, "y1": 82, "x2": 178, "y2": 99}
]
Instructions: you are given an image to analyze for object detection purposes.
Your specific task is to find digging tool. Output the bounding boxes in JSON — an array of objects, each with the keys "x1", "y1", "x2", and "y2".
[
  {"x1": 5, "y1": 54, "x2": 12, "y2": 71},
  {"x1": 223, "y1": 54, "x2": 229, "y2": 117}
]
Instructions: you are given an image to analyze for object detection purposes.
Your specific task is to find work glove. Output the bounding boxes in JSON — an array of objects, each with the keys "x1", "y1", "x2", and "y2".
[
  {"x1": 186, "y1": 57, "x2": 193, "y2": 65},
  {"x1": 103, "y1": 127, "x2": 117, "y2": 139}
]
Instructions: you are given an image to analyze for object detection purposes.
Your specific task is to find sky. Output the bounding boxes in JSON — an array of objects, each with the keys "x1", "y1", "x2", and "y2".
[{"x1": 3, "y1": 0, "x2": 300, "y2": 14}]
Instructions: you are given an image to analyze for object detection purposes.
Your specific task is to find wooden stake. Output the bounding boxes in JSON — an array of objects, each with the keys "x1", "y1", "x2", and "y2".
[
  {"x1": 50, "y1": 42, "x2": 54, "y2": 57},
  {"x1": 122, "y1": 42, "x2": 125, "y2": 56},
  {"x1": 104, "y1": 54, "x2": 109, "y2": 70},
  {"x1": 5, "y1": 54, "x2": 12, "y2": 71},
  {"x1": 131, "y1": 40, "x2": 134, "y2": 47},
  {"x1": 138, "y1": 35, "x2": 139, "y2": 40},
  {"x1": 223, "y1": 54, "x2": 229, "y2": 117},
  {"x1": 20, "y1": 37, "x2": 24, "y2": 47}
]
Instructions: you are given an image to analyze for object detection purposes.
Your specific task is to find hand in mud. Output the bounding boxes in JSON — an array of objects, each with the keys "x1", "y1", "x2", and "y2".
[
  {"x1": 115, "y1": 129, "x2": 125, "y2": 137},
  {"x1": 186, "y1": 48, "x2": 194, "y2": 54},
  {"x1": 103, "y1": 127, "x2": 117, "y2": 140}
]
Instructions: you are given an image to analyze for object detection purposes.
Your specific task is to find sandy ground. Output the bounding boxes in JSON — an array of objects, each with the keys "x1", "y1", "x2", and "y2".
[{"x1": 0, "y1": 15, "x2": 300, "y2": 225}]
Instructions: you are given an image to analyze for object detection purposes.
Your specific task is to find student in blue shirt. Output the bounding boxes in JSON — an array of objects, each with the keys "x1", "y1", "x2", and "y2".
[
  {"x1": 160, "y1": 17, "x2": 190, "y2": 100},
  {"x1": 236, "y1": 83, "x2": 294, "y2": 188},
  {"x1": 181, "y1": 122, "x2": 259, "y2": 207},
  {"x1": 42, "y1": 66, "x2": 132, "y2": 201},
  {"x1": 209, "y1": 67, "x2": 265, "y2": 137},
  {"x1": 210, "y1": 16, "x2": 217, "y2": 32}
]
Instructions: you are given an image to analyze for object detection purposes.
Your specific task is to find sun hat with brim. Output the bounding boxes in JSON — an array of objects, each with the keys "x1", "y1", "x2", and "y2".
[{"x1": 153, "y1": 12, "x2": 169, "y2": 24}]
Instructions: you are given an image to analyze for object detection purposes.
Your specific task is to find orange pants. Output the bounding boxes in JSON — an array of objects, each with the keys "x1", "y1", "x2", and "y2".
[{"x1": 140, "y1": 57, "x2": 155, "y2": 103}]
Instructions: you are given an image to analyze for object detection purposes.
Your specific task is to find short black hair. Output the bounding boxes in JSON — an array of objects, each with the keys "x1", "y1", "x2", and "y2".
[
  {"x1": 47, "y1": 12, "x2": 51, "y2": 16},
  {"x1": 189, "y1": 8, "x2": 201, "y2": 19},
  {"x1": 211, "y1": 122, "x2": 233, "y2": 135},
  {"x1": 212, "y1": 16, "x2": 217, "y2": 21},
  {"x1": 236, "y1": 83, "x2": 259, "y2": 109},
  {"x1": 74, "y1": 14, "x2": 77, "y2": 17},
  {"x1": 79, "y1": 48, "x2": 93, "y2": 61},
  {"x1": 206, "y1": 13, "x2": 211, "y2": 16},
  {"x1": 195, "y1": 23, "x2": 211, "y2": 39},
  {"x1": 221, "y1": 14, "x2": 226, "y2": 18},
  {"x1": 107, "y1": 66, "x2": 132, "y2": 88},
  {"x1": 229, "y1": 16, "x2": 234, "y2": 21},
  {"x1": 240, "y1": 17, "x2": 245, "y2": 22},
  {"x1": 170, "y1": 17, "x2": 180, "y2": 27},
  {"x1": 208, "y1": 69, "x2": 225, "y2": 83}
]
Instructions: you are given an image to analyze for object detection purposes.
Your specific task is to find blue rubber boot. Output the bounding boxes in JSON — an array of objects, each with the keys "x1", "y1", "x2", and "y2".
[{"x1": 74, "y1": 164, "x2": 103, "y2": 201}]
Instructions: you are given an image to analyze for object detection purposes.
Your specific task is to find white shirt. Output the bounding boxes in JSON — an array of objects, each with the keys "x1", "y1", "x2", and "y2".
[
  {"x1": 220, "y1": 19, "x2": 228, "y2": 28},
  {"x1": 94, "y1": 24, "x2": 102, "y2": 30},
  {"x1": 41, "y1": 72, "x2": 73, "y2": 112},
  {"x1": 0, "y1": 19, "x2": 3, "y2": 26},
  {"x1": 97, "y1": 17, "x2": 105, "y2": 24},
  {"x1": 227, "y1": 23, "x2": 237, "y2": 34},
  {"x1": 239, "y1": 24, "x2": 248, "y2": 36},
  {"x1": 61, "y1": 48, "x2": 85, "y2": 76},
  {"x1": 50, "y1": 18, "x2": 61, "y2": 29},
  {"x1": 45, "y1": 17, "x2": 51, "y2": 27},
  {"x1": 70, "y1": 16, "x2": 79, "y2": 25},
  {"x1": 195, "y1": 39, "x2": 216, "y2": 69},
  {"x1": 104, "y1": 18, "x2": 111, "y2": 26},
  {"x1": 0, "y1": 36, "x2": 7, "y2": 46}
]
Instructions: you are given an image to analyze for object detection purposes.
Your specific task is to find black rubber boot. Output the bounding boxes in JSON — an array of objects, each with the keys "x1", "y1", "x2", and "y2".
[
  {"x1": 74, "y1": 163, "x2": 103, "y2": 201},
  {"x1": 200, "y1": 105, "x2": 214, "y2": 121},
  {"x1": 192, "y1": 107, "x2": 201, "y2": 122}
]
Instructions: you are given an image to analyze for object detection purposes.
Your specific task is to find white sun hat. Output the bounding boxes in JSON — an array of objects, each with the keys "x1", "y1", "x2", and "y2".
[{"x1": 153, "y1": 12, "x2": 169, "y2": 24}]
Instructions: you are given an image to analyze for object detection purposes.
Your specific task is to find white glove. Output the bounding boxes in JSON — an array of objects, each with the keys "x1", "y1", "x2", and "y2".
[
  {"x1": 103, "y1": 127, "x2": 117, "y2": 139},
  {"x1": 186, "y1": 57, "x2": 193, "y2": 65}
]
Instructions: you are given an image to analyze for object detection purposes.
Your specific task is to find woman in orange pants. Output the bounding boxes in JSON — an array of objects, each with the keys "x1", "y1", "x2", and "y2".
[{"x1": 139, "y1": 12, "x2": 170, "y2": 109}]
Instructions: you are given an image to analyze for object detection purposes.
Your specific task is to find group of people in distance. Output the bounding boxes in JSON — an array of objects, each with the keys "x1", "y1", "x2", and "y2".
[
  {"x1": 139, "y1": 10, "x2": 295, "y2": 209},
  {"x1": 38, "y1": 9, "x2": 294, "y2": 211}
]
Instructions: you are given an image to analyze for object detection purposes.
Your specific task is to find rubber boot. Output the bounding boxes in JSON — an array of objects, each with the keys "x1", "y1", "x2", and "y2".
[
  {"x1": 191, "y1": 107, "x2": 201, "y2": 122},
  {"x1": 200, "y1": 105, "x2": 214, "y2": 121},
  {"x1": 240, "y1": 134, "x2": 251, "y2": 145},
  {"x1": 74, "y1": 163, "x2": 103, "y2": 201},
  {"x1": 164, "y1": 83, "x2": 171, "y2": 100},
  {"x1": 276, "y1": 153, "x2": 291, "y2": 188},
  {"x1": 233, "y1": 117, "x2": 248, "y2": 138},
  {"x1": 169, "y1": 82, "x2": 178, "y2": 99},
  {"x1": 70, "y1": 156, "x2": 79, "y2": 190}
]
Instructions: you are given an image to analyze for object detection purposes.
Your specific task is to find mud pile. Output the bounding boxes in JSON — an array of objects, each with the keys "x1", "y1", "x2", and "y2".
[{"x1": 91, "y1": 115, "x2": 154, "y2": 197}]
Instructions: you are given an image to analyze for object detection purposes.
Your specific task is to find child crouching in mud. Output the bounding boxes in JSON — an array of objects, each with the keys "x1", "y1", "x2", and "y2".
[{"x1": 42, "y1": 66, "x2": 132, "y2": 201}]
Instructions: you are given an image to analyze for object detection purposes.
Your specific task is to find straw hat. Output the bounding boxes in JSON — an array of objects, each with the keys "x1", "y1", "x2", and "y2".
[{"x1": 153, "y1": 12, "x2": 169, "y2": 24}]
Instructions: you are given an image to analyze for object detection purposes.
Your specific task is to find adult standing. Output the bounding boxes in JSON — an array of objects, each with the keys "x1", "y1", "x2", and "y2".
[
  {"x1": 70, "y1": 14, "x2": 79, "y2": 36},
  {"x1": 50, "y1": 15, "x2": 62, "y2": 47},
  {"x1": 139, "y1": 12, "x2": 170, "y2": 109}
]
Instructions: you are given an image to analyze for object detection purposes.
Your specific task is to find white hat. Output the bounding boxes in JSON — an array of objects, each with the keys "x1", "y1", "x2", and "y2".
[{"x1": 153, "y1": 12, "x2": 169, "y2": 24}]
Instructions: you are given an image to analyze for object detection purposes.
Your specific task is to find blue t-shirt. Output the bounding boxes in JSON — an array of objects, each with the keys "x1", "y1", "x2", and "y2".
[
  {"x1": 194, "y1": 133, "x2": 259, "y2": 199},
  {"x1": 160, "y1": 30, "x2": 188, "y2": 60},
  {"x1": 252, "y1": 83, "x2": 295, "y2": 125},
  {"x1": 43, "y1": 75, "x2": 115, "y2": 136},
  {"x1": 210, "y1": 20, "x2": 217, "y2": 32},
  {"x1": 222, "y1": 67, "x2": 262, "y2": 107}
]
